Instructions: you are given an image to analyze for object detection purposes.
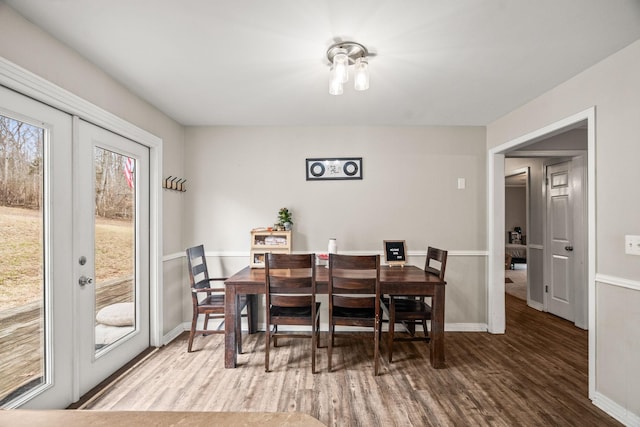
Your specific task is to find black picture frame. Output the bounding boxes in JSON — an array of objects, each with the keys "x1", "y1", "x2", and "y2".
[
  {"x1": 384, "y1": 240, "x2": 407, "y2": 266},
  {"x1": 306, "y1": 157, "x2": 363, "y2": 180}
]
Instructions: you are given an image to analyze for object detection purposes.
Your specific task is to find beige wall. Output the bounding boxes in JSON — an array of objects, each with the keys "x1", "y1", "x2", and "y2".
[
  {"x1": 184, "y1": 126, "x2": 487, "y2": 325},
  {"x1": 489, "y1": 40, "x2": 640, "y2": 419},
  {"x1": 0, "y1": 3, "x2": 186, "y2": 334}
]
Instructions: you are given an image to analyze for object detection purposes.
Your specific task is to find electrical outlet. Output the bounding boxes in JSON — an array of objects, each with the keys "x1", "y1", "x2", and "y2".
[{"x1": 625, "y1": 235, "x2": 640, "y2": 255}]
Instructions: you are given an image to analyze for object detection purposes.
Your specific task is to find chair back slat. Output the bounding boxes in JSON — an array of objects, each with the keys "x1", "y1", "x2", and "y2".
[
  {"x1": 328, "y1": 254, "x2": 381, "y2": 307},
  {"x1": 333, "y1": 295, "x2": 375, "y2": 309},
  {"x1": 265, "y1": 253, "x2": 316, "y2": 307},
  {"x1": 331, "y1": 277, "x2": 377, "y2": 293},
  {"x1": 270, "y1": 294, "x2": 313, "y2": 307},
  {"x1": 268, "y1": 275, "x2": 314, "y2": 293},
  {"x1": 330, "y1": 254, "x2": 378, "y2": 270},
  {"x1": 425, "y1": 247, "x2": 448, "y2": 280},
  {"x1": 268, "y1": 253, "x2": 314, "y2": 269},
  {"x1": 186, "y1": 245, "x2": 213, "y2": 292}
]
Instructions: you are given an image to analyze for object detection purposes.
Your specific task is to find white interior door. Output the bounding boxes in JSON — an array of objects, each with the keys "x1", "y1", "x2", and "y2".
[
  {"x1": 0, "y1": 86, "x2": 73, "y2": 408},
  {"x1": 545, "y1": 161, "x2": 574, "y2": 321},
  {"x1": 75, "y1": 119, "x2": 149, "y2": 397}
]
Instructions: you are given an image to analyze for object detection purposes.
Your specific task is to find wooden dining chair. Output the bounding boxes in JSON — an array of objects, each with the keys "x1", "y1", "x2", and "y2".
[
  {"x1": 382, "y1": 246, "x2": 447, "y2": 362},
  {"x1": 186, "y1": 244, "x2": 250, "y2": 353},
  {"x1": 328, "y1": 253, "x2": 381, "y2": 375},
  {"x1": 264, "y1": 253, "x2": 320, "y2": 372}
]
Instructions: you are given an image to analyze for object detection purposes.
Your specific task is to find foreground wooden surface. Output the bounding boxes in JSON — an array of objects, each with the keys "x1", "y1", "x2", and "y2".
[
  {"x1": 0, "y1": 410, "x2": 324, "y2": 426},
  {"x1": 84, "y1": 295, "x2": 619, "y2": 426}
]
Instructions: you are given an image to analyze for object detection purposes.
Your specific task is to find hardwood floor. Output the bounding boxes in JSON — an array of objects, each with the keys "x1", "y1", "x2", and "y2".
[{"x1": 84, "y1": 295, "x2": 620, "y2": 426}]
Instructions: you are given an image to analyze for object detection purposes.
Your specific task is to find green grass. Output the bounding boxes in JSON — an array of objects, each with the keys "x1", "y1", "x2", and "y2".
[{"x1": 0, "y1": 206, "x2": 133, "y2": 310}]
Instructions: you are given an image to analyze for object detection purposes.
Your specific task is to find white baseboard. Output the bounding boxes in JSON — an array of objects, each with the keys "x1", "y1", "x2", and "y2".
[
  {"x1": 162, "y1": 323, "x2": 187, "y2": 346},
  {"x1": 254, "y1": 324, "x2": 486, "y2": 332},
  {"x1": 593, "y1": 391, "x2": 640, "y2": 427},
  {"x1": 527, "y1": 300, "x2": 544, "y2": 311},
  {"x1": 444, "y1": 323, "x2": 488, "y2": 332}
]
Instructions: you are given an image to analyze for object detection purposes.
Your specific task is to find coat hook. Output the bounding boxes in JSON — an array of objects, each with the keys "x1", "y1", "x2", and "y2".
[{"x1": 163, "y1": 176, "x2": 187, "y2": 192}]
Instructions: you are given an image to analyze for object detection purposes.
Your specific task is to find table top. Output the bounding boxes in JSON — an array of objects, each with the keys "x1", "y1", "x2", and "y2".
[{"x1": 225, "y1": 264, "x2": 446, "y2": 294}]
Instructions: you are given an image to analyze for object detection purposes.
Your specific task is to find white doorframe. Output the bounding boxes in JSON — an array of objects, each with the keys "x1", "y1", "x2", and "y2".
[
  {"x1": 0, "y1": 58, "x2": 164, "y2": 349},
  {"x1": 487, "y1": 107, "x2": 596, "y2": 399}
]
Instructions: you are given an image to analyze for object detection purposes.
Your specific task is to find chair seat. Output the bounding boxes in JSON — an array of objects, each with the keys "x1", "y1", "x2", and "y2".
[
  {"x1": 270, "y1": 302, "x2": 321, "y2": 317},
  {"x1": 333, "y1": 306, "x2": 375, "y2": 319},
  {"x1": 386, "y1": 297, "x2": 432, "y2": 316},
  {"x1": 200, "y1": 294, "x2": 247, "y2": 309},
  {"x1": 201, "y1": 294, "x2": 225, "y2": 307}
]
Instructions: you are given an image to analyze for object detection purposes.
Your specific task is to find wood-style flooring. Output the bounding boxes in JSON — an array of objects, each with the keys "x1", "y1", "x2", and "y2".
[{"x1": 84, "y1": 295, "x2": 620, "y2": 426}]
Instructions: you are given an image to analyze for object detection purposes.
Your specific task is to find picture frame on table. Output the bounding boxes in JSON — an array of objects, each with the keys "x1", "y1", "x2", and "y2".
[{"x1": 383, "y1": 240, "x2": 407, "y2": 267}]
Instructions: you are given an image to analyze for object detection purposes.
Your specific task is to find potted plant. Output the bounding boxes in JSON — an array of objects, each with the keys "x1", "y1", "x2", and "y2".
[{"x1": 278, "y1": 207, "x2": 293, "y2": 231}]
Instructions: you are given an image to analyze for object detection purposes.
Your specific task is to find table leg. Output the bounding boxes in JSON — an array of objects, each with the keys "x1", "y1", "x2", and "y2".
[
  {"x1": 248, "y1": 295, "x2": 259, "y2": 334},
  {"x1": 225, "y1": 286, "x2": 238, "y2": 368},
  {"x1": 430, "y1": 286, "x2": 446, "y2": 368}
]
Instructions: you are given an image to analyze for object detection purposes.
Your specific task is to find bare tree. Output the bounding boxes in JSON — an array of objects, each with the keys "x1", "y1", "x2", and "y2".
[
  {"x1": 1, "y1": 115, "x2": 131, "y2": 218},
  {"x1": 0, "y1": 116, "x2": 42, "y2": 208}
]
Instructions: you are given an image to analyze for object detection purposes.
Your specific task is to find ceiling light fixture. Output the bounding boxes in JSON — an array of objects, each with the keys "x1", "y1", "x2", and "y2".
[{"x1": 327, "y1": 41, "x2": 369, "y2": 95}]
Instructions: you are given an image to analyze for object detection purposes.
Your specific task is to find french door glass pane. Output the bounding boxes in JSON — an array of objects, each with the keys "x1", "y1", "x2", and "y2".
[
  {"x1": 93, "y1": 147, "x2": 136, "y2": 353},
  {"x1": 0, "y1": 115, "x2": 45, "y2": 405}
]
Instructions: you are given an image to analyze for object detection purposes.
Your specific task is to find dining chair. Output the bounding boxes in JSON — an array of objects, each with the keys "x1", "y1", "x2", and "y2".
[
  {"x1": 382, "y1": 246, "x2": 447, "y2": 362},
  {"x1": 186, "y1": 244, "x2": 250, "y2": 353},
  {"x1": 328, "y1": 253, "x2": 381, "y2": 375},
  {"x1": 264, "y1": 253, "x2": 320, "y2": 373}
]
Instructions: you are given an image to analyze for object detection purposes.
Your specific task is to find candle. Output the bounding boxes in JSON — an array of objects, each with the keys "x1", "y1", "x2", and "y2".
[{"x1": 328, "y1": 238, "x2": 337, "y2": 254}]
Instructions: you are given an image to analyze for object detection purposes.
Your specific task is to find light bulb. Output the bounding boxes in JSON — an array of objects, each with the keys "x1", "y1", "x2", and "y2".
[
  {"x1": 332, "y1": 48, "x2": 349, "y2": 83},
  {"x1": 354, "y1": 57, "x2": 369, "y2": 91}
]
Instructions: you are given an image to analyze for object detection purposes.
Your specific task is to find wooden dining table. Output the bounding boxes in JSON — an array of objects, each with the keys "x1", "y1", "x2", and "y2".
[{"x1": 224, "y1": 264, "x2": 447, "y2": 369}]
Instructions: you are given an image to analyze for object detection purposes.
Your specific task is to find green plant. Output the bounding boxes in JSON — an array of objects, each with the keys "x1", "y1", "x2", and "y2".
[{"x1": 277, "y1": 207, "x2": 293, "y2": 226}]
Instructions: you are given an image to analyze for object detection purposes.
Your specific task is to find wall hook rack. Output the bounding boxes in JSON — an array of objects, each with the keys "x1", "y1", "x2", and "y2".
[{"x1": 163, "y1": 176, "x2": 187, "y2": 192}]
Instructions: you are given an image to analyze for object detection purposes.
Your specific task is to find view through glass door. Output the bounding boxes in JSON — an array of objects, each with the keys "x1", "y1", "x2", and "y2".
[
  {"x1": 0, "y1": 85, "x2": 73, "y2": 408},
  {"x1": 75, "y1": 119, "x2": 150, "y2": 397}
]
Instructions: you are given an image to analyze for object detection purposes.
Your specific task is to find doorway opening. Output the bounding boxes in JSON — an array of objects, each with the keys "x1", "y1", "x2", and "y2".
[{"x1": 488, "y1": 107, "x2": 595, "y2": 398}]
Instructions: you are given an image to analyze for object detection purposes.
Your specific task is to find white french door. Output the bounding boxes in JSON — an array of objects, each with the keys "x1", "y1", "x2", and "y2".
[
  {"x1": 0, "y1": 85, "x2": 151, "y2": 408},
  {"x1": 74, "y1": 119, "x2": 150, "y2": 397}
]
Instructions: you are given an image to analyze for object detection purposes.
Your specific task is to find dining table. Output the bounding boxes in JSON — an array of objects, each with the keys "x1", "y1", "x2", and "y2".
[{"x1": 224, "y1": 264, "x2": 447, "y2": 369}]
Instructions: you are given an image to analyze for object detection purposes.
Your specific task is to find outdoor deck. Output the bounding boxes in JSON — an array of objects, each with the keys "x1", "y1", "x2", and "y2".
[{"x1": 0, "y1": 277, "x2": 132, "y2": 404}]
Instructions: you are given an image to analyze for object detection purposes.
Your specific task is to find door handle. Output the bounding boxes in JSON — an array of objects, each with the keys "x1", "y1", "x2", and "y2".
[
  {"x1": 564, "y1": 246, "x2": 574, "y2": 252},
  {"x1": 79, "y1": 276, "x2": 93, "y2": 286}
]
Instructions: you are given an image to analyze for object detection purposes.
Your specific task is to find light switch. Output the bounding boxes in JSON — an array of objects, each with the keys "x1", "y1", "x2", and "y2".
[
  {"x1": 457, "y1": 178, "x2": 466, "y2": 190},
  {"x1": 625, "y1": 235, "x2": 640, "y2": 255}
]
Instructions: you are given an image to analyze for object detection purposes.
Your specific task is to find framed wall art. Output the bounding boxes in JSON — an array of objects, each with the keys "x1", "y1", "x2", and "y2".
[{"x1": 306, "y1": 157, "x2": 362, "y2": 180}]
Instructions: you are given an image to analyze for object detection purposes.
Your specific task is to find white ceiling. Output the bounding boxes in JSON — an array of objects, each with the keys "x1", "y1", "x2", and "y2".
[{"x1": 5, "y1": 0, "x2": 640, "y2": 126}]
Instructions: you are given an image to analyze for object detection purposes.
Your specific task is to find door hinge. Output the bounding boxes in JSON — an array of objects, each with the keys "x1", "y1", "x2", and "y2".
[{"x1": 545, "y1": 285, "x2": 549, "y2": 293}]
